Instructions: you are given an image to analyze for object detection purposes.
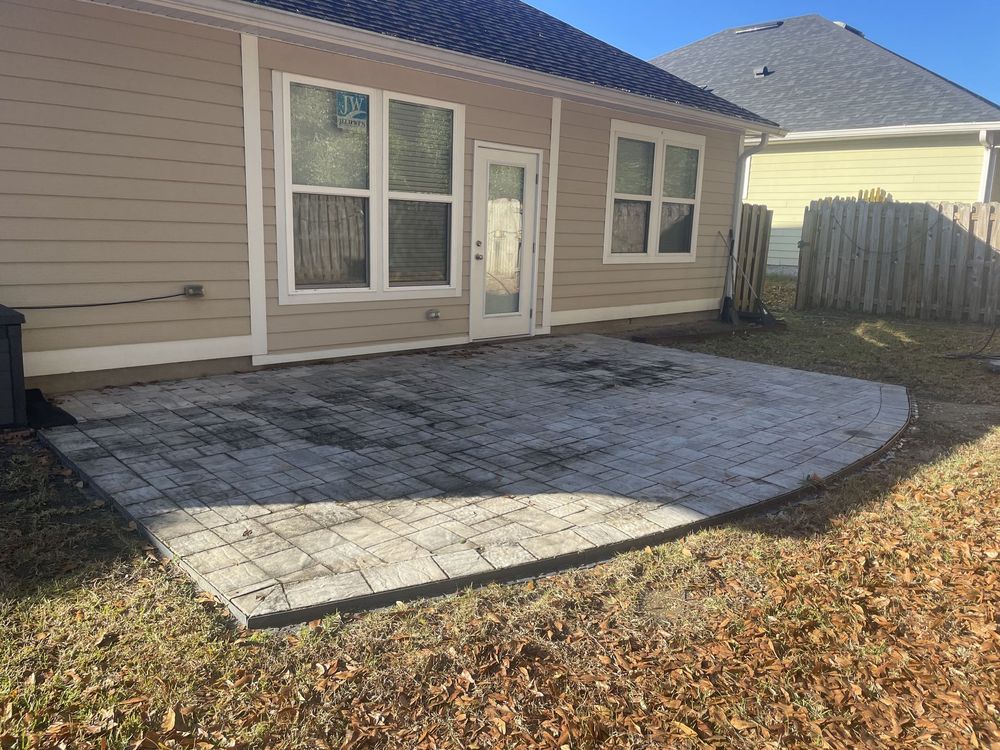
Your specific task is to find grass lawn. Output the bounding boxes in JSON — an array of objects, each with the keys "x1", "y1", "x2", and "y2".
[{"x1": 2, "y1": 278, "x2": 998, "y2": 749}]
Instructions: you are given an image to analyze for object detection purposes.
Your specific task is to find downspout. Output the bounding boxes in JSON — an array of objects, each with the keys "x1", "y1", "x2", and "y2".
[
  {"x1": 721, "y1": 133, "x2": 770, "y2": 323},
  {"x1": 979, "y1": 129, "x2": 999, "y2": 202}
]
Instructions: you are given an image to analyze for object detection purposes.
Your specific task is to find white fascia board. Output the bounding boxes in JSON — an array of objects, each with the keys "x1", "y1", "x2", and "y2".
[
  {"x1": 88, "y1": 0, "x2": 783, "y2": 136},
  {"x1": 746, "y1": 121, "x2": 1000, "y2": 144}
]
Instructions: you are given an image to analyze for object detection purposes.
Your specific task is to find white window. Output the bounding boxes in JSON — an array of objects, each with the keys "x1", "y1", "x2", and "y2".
[
  {"x1": 603, "y1": 120, "x2": 705, "y2": 264},
  {"x1": 274, "y1": 73, "x2": 464, "y2": 303}
]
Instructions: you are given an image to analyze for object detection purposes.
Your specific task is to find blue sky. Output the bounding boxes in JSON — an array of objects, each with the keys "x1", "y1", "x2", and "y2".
[{"x1": 530, "y1": 0, "x2": 1000, "y2": 105}]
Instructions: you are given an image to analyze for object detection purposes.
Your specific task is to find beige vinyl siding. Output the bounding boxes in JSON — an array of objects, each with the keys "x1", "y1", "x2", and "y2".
[
  {"x1": 745, "y1": 134, "x2": 987, "y2": 267},
  {"x1": 257, "y1": 40, "x2": 553, "y2": 354},
  {"x1": 0, "y1": 0, "x2": 250, "y2": 353},
  {"x1": 551, "y1": 100, "x2": 740, "y2": 314}
]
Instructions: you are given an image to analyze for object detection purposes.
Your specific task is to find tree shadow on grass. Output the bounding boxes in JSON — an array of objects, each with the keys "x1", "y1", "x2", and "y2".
[
  {"x1": 678, "y1": 296, "x2": 1000, "y2": 542},
  {"x1": 0, "y1": 433, "x2": 143, "y2": 601}
]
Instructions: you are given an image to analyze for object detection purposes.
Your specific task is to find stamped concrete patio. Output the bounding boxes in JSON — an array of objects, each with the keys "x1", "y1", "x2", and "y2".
[{"x1": 43, "y1": 335, "x2": 909, "y2": 627}]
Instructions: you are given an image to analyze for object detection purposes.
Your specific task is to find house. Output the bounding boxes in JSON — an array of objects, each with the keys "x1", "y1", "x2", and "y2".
[
  {"x1": 0, "y1": 0, "x2": 780, "y2": 392},
  {"x1": 653, "y1": 15, "x2": 1000, "y2": 272}
]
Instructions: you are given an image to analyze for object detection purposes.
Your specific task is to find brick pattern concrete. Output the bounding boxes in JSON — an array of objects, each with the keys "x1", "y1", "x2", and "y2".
[{"x1": 44, "y1": 335, "x2": 909, "y2": 624}]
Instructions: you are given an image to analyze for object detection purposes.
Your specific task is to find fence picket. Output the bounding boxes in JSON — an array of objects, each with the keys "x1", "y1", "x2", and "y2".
[
  {"x1": 936, "y1": 203, "x2": 956, "y2": 318},
  {"x1": 863, "y1": 202, "x2": 881, "y2": 313},
  {"x1": 987, "y1": 205, "x2": 1000, "y2": 324},
  {"x1": 796, "y1": 202, "x2": 817, "y2": 309},
  {"x1": 847, "y1": 199, "x2": 866, "y2": 309},
  {"x1": 951, "y1": 204, "x2": 971, "y2": 321},
  {"x1": 817, "y1": 198, "x2": 833, "y2": 306},
  {"x1": 920, "y1": 204, "x2": 939, "y2": 319},
  {"x1": 823, "y1": 198, "x2": 844, "y2": 307},
  {"x1": 876, "y1": 202, "x2": 894, "y2": 315},
  {"x1": 970, "y1": 203, "x2": 1000, "y2": 323},
  {"x1": 835, "y1": 200, "x2": 855, "y2": 309}
]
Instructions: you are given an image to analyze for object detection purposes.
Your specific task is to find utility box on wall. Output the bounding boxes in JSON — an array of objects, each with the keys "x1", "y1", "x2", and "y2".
[{"x1": 0, "y1": 304, "x2": 27, "y2": 428}]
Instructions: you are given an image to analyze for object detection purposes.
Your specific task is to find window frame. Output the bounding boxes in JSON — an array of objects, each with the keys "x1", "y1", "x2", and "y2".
[
  {"x1": 602, "y1": 120, "x2": 705, "y2": 265},
  {"x1": 273, "y1": 72, "x2": 465, "y2": 305}
]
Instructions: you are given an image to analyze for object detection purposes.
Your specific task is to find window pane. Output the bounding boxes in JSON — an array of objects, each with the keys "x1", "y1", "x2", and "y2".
[
  {"x1": 611, "y1": 199, "x2": 650, "y2": 254},
  {"x1": 388, "y1": 100, "x2": 454, "y2": 194},
  {"x1": 662, "y1": 145, "x2": 699, "y2": 200},
  {"x1": 614, "y1": 137, "x2": 654, "y2": 195},
  {"x1": 290, "y1": 83, "x2": 369, "y2": 189},
  {"x1": 485, "y1": 164, "x2": 525, "y2": 315},
  {"x1": 388, "y1": 200, "x2": 450, "y2": 286},
  {"x1": 658, "y1": 202, "x2": 694, "y2": 254},
  {"x1": 293, "y1": 193, "x2": 369, "y2": 288}
]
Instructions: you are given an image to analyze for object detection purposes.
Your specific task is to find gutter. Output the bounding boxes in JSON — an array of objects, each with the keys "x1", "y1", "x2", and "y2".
[
  {"x1": 721, "y1": 134, "x2": 770, "y2": 322},
  {"x1": 746, "y1": 121, "x2": 1000, "y2": 144},
  {"x1": 979, "y1": 129, "x2": 999, "y2": 202}
]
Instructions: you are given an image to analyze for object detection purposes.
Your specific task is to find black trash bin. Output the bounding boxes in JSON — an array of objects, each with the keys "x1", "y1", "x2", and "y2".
[{"x1": 0, "y1": 304, "x2": 27, "y2": 428}]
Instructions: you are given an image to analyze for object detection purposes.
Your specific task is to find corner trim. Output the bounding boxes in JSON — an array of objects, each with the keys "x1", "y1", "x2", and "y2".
[
  {"x1": 978, "y1": 129, "x2": 999, "y2": 202},
  {"x1": 241, "y1": 34, "x2": 269, "y2": 356},
  {"x1": 550, "y1": 298, "x2": 719, "y2": 327},
  {"x1": 251, "y1": 335, "x2": 471, "y2": 366},
  {"x1": 23, "y1": 336, "x2": 254, "y2": 378},
  {"x1": 540, "y1": 97, "x2": 561, "y2": 332}
]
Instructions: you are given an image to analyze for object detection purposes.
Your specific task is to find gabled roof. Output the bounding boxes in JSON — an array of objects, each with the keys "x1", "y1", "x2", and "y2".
[
  {"x1": 238, "y1": 0, "x2": 776, "y2": 128},
  {"x1": 651, "y1": 14, "x2": 1000, "y2": 133}
]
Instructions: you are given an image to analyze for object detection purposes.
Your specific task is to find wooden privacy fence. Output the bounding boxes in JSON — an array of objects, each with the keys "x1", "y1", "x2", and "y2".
[
  {"x1": 796, "y1": 199, "x2": 1000, "y2": 323},
  {"x1": 734, "y1": 203, "x2": 773, "y2": 313}
]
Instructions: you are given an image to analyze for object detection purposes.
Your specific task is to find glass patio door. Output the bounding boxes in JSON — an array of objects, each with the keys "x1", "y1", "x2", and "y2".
[{"x1": 470, "y1": 146, "x2": 538, "y2": 339}]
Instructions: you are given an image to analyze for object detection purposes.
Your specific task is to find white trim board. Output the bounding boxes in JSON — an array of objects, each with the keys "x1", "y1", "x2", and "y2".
[
  {"x1": 241, "y1": 34, "x2": 269, "y2": 356},
  {"x1": 90, "y1": 0, "x2": 780, "y2": 137},
  {"x1": 251, "y1": 335, "x2": 471, "y2": 367},
  {"x1": 24, "y1": 336, "x2": 253, "y2": 378},
  {"x1": 539, "y1": 97, "x2": 560, "y2": 334},
  {"x1": 549, "y1": 298, "x2": 719, "y2": 327}
]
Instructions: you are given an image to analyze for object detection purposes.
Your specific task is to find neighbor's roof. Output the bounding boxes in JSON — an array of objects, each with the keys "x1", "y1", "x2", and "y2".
[
  {"x1": 239, "y1": 0, "x2": 776, "y2": 128},
  {"x1": 651, "y1": 14, "x2": 1000, "y2": 132}
]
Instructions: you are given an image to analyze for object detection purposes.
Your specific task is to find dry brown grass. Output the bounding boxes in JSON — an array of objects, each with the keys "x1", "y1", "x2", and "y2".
[{"x1": 2, "y1": 284, "x2": 999, "y2": 749}]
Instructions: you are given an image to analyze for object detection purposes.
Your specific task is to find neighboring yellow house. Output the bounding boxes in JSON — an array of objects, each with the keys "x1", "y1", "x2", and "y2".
[{"x1": 654, "y1": 15, "x2": 1000, "y2": 272}]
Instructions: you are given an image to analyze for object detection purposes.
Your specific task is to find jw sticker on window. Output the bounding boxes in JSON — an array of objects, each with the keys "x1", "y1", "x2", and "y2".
[{"x1": 336, "y1": 90, "x2": 368, "y2": 131}]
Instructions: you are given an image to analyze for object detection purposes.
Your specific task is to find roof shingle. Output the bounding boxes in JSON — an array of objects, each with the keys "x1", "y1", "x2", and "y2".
[
  {"x1": 652, "y1": 14, "x2": 1000, "y2": 132},
  {"x1": 239, "y1": 0, "x2": 776, "y2": 127}
]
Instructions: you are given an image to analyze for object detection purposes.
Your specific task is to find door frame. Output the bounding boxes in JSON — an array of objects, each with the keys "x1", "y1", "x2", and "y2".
[{"x1": 469, "y1": 141, "x2": 544, "y2": 341}]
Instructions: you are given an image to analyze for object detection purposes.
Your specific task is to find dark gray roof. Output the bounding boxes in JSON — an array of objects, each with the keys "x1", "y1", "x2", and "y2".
[
  {"x1": 239, "y1": 0, "x2": 776, "y2": 127},
  {"x1": 652, "y1": 14, "x2": 1000, "y2": 132}
]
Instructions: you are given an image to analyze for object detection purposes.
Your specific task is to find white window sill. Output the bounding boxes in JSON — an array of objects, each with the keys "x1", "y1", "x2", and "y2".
[
  {"x1": 278, "y1": 286, "x2": 462, "y2": 305},
  {"x1": 602, "y1": 253, "x2": 697, "y2": 265}
]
